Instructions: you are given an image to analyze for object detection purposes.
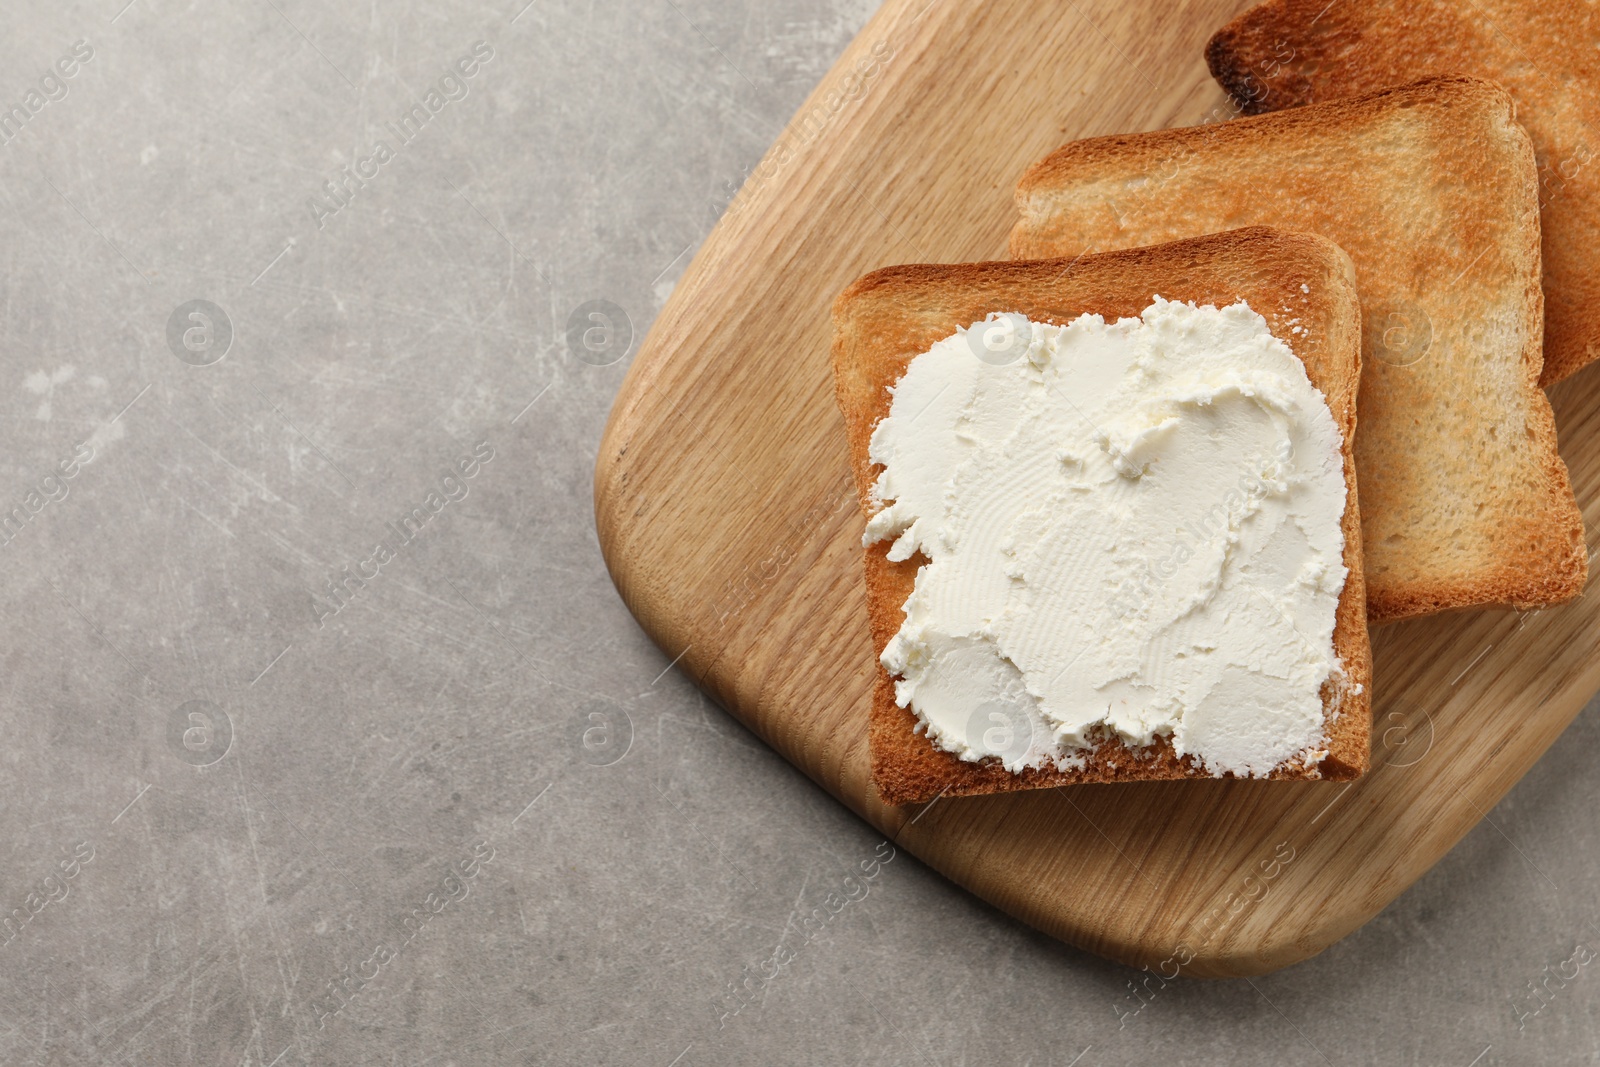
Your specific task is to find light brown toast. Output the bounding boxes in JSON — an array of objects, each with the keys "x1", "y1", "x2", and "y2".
[
  {"x1": 1205, "y1": 0, "x2": 1600, "y2": 386},
  {"x1": 1011, "y1": 76, "x2": 1586, "y2": 625},
  {"x1": 831, "y1": 227, "x2": 1372, "y2": 805}
]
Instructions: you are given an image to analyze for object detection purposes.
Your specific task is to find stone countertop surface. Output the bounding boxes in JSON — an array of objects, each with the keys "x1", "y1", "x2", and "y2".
[{"x1": 0, "y1": 1, "x2": 1594, "y2": 1064}]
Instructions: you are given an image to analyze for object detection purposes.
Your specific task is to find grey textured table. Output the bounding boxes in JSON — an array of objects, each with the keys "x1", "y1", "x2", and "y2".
[{"x1": 1, "y1": 1, "x2": 1597, "y2": 1064}]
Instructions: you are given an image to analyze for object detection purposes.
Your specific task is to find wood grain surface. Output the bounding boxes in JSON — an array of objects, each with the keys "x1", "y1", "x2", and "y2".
[{"x1": 592, "y1": 0, "x2": 1600, "y2": 977}]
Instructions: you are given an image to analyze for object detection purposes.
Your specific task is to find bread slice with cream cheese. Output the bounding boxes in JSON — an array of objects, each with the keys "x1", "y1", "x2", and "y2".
[{"x1": 831, "y1": 227, "x2": 1371, "y2": 804}]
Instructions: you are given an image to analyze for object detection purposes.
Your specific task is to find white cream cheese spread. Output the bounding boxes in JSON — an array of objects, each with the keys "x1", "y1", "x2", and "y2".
[{"x1": 865, "y1": 298, "x2": 1348, "y2": 777}]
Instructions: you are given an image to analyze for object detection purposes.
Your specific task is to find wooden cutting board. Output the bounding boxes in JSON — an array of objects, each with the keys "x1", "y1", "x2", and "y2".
[{"x1": 593, "y1": 0, "x2": 1600, "y2": 977}]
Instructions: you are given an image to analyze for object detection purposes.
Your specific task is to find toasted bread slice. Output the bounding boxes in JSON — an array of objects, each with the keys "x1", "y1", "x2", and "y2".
[
  {"x1": 1011, "y1": 76, "x2": 1586, "y2": 624},
  {"x1": 832, "y1": 227, "x2": 1372, "y2": 805},
  {"x1": 1206, "y1": 1, "x2": 1600, "y2": 385}
]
